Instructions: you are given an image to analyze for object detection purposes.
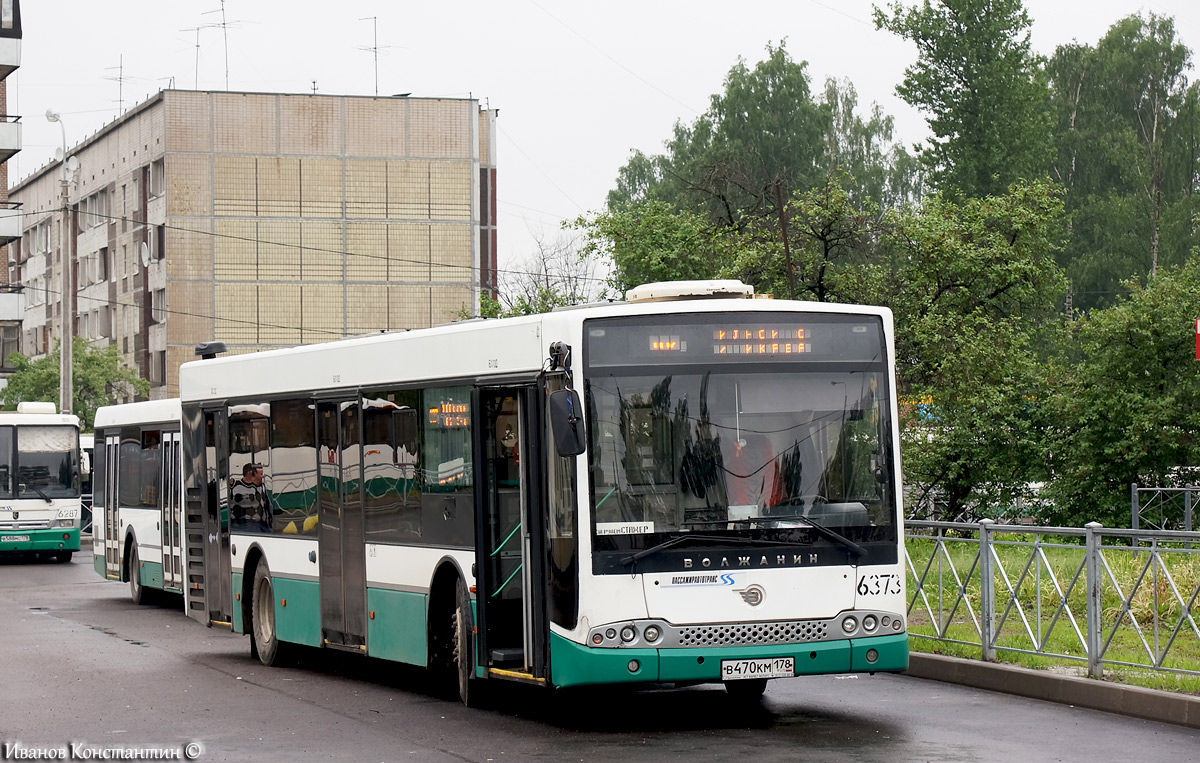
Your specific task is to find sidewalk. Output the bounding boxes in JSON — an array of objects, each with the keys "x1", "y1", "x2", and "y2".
[{"x1": 906, "y1": 653, "x2": 1200, "y2": 729}]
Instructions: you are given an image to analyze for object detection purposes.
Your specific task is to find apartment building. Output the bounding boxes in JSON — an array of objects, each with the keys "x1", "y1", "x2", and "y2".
[
  {"x1": 8, "y1": 89, "x2": 499, "y2": 398},
  {"x1": 0, "y1": 0, "x2": 22, "y2": 373}
]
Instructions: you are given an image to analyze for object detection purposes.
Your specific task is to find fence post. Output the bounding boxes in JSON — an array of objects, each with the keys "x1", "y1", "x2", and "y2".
[
  {"x1": 1186, "y1": 485, "x2": 1194, "y2": 534},
  {"x1": 979, "y1": 518, "x2": 995, "y2": 662},
  {"x1": 1085, "y1": 521, "x2": 1104, "y2": 679},
  {"x1": 1131, "y1": 483, "x2": 1139, "y2": 532}
]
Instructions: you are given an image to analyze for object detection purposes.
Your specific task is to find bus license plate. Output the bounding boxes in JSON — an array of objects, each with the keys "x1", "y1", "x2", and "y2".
[
  {"x1": 3, "y1": 535, "x2": 30, "y2": 543},
  {"x1": 721, "y1": 657, "x2": 794, "y2": 681}
]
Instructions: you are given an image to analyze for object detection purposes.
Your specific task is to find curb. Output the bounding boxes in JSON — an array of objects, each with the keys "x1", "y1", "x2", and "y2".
[{"x1": 905, "y1": 653, "x2": 1200, "y2": 729}]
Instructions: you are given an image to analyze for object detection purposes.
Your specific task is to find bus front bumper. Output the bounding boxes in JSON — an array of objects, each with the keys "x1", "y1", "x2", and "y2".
[
  {"x1": 0, "y1": 528, "x2": 81, "y2": 553},
  {"x1": 548, "y1": 631, "x2": 908, "y2": 688}
]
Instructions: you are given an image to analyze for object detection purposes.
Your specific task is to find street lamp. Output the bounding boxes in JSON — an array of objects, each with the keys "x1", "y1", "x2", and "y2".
[{"x1": 45, "y1": 108, "x2": 72, "y2": 416}]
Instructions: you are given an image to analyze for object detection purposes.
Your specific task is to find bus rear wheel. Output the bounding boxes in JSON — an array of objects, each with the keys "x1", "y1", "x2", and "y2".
[
  {"x1": 251, "y1": 561, "x2": 292, "y2": 667},
  {"x1": 55, "y1": 551, "x2": 73, "y2": 563},
  {"x1": 725, "y1": 678, "x2": 768, "y2": 700},
  {"x1": 128, "y1": 545, "x2": 146, "y2": 605}
]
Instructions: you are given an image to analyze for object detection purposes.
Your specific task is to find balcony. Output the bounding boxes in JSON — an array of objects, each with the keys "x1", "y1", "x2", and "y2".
[
  {"x1": 0, "y1": 202, "x2": 19, "y2": 247},
  {"x1": 0, "y1": 115, "x2": 20, "y2": 164},
  {"x1": 0, "y1": 285, "x2": 22, "y2": 321},
  {"x1": 0, "y1": 37, "x2": 18, "y2": 81}
]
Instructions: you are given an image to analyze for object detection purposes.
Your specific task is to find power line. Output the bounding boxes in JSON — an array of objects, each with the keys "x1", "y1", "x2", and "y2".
[
  {"x1": 21, "y1": 275, "x2": 348, "y2": 339},
  {"x1": 527, "y1": 0, "x2": 699, "y2": 116},
  {"x1": 65, "y1": 208, "x2": 611, "y2": 284}
]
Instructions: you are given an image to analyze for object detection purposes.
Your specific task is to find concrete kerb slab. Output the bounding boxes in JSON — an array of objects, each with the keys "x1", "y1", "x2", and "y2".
[{"x1": 905, "y1": 653, "x2": 1200, "y2": 729}]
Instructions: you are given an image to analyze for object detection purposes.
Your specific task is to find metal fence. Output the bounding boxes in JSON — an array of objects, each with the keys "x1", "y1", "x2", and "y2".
[
  {"x1": 905, "y1": 519, "x2": 1200, "y2": 679},
  {"x1": 1131, "y1": 484, "x2": 1196, "y2": 533}
]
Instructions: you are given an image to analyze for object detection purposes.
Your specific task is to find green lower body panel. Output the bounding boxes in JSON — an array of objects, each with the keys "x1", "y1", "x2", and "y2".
[
  {"x1": 272, "y1": 577, "x2": 322, "y2": 647},
  {"x1": 850, "y1": 632, "x2": 909, "y2": 672},
  {"x1": 232, "y1": 572, "x2": 244, "y2": 633},
  {"x1": 366, "y1": 588, "x2": 428, "y2": 666},
  {"x1": 0, "y1": 527, "x2": 80, "y2": 553},
  {"x1": 549, "y1": 631, "x2": 910, "y2": 688},
  {"x1": 94, "y1": 553, "x2": 105, "y2": 577},
  {"x1": 139, "y1": 560, "x2": 163, "y2": 590}
]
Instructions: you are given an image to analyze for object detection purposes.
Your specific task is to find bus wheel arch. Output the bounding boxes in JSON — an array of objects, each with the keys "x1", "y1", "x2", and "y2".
[
  {"x1": 124, "y1": 531, "x2": 146, "y2": 605},
  {"x1": 242, "y1": 545, "x2": 265, "y2": 645},
  {"x1": 247, "y1": 553, "x2": 292, "y2": 667},
  {"x1": 427, "y1": 558, "x2": 477, "y2": 703}
]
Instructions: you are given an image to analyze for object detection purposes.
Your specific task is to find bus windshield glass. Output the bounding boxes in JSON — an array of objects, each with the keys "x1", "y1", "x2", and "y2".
[
  {"x1": 17, "y1": 426, "x2": 80, "y2": 499},
  {"x1": 585, "y1": 313, "x2": 895, "y2": 559}
]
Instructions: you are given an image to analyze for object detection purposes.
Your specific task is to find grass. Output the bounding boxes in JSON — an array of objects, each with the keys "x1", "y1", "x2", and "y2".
[{"x1": 904, "y1": 530, "x2": 1200, "y2": 696}]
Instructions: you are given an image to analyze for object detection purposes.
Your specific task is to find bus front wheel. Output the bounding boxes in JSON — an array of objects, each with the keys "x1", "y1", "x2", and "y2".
[
  {"x1": 725, "y1": 678, "x2": 768, "y2": 700},
  {"x1": 251, "y1": 561, "x2": 292, "y2": 667},
  {"x1": 55, "y1": 551, "x2": 73, "y2": 563},
  {"x1": 452, "y1": 579, "x2": 482, "y2": 707}
]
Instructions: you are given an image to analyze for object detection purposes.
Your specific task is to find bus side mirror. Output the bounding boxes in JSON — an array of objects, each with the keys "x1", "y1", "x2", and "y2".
[{"x1": 548, "y1": 389, "x2": 586, "y2": 457}]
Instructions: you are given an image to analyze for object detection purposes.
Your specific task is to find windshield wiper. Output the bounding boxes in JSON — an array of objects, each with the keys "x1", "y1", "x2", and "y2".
[
  {"x1": 31, "y1": 484, "x2": 53, "y2": 504},
  {"x1": 620, "y1": 534, "x2": 794, "y2": 567},
  {"x1": 757, "y1": 512, "x2": 867, "y2": 559}
]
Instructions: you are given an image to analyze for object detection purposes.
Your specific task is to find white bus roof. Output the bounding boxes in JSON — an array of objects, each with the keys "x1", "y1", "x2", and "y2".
[
  {"x1": 94, "y1": 398, "x2": 183, "y2": 429},
  {"x1": 0, "y1": 411, "x2": 81, "y2": 428},
  {"x1": 179, "y1": 297, "x2": 894, "y2": 404}
]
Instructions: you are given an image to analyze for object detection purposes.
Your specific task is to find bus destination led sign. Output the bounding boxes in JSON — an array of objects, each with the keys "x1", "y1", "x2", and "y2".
[
  {"x1": 713, "y1": 327, "x2": 810, "y2": 355},
  {"x1": 428, "y1": 402, "x2": 470, "y2": 428}
]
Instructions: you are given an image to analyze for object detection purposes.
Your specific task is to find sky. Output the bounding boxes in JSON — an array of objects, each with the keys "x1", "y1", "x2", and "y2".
[{"x1": 10, "y1": 1, "x2": 1200, "y2": 279}]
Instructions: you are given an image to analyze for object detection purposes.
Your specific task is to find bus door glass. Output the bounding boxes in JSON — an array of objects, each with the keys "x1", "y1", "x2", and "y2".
[
  {"x1": 104, "y1": 433, "x2": 121, "y2": 579},
  {"x1": 161, "y1": 431, "x2": 183, "y2": 590},
  {"x1": 316, "y1": 399, "x2": 367, "y2": 648},
  {"x1": 204, "y1": 409, "x2": 232, "y2": 625},
  {"x1": 476, "y1": 388, "x2": 542, "y2": 673}
]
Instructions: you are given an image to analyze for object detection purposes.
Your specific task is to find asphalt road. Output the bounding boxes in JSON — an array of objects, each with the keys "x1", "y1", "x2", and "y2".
[{"x1": 2, "y1": 552, "x2": 1196, "y2": 763}]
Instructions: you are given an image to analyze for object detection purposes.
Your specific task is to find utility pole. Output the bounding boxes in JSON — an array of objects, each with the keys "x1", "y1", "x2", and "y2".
[{"x1": 46, "y1": 109, "x2": 72, "y2": 414}]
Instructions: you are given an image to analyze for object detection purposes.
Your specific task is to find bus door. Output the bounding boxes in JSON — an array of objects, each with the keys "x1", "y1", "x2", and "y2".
[
  {"x1": 103, "y1": 433, "x2": 121, "y2": 579},
  {"x1": 474, "y1": 386, "x2": 547, "y2": 677},
  {"x1": 316, "y1": 399, "x2": 367, "y2": 649},
  {"x1": 204, "y1": 408, "x2": 233, "y2": 626},
  {"x1": 160, "y1": 431, "x2": 183, "y2": 591}
]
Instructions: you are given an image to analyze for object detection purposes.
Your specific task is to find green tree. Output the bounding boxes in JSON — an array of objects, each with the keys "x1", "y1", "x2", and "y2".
[
  {"x1": 607, "y1": 43, "x2": 917, "y2": 228},
  {"x1": 723, "y1": 169, "x2": 882, "y2": 302},
  {"x1": 875, "y1": 0, "x2": 1054, "y2": 199},
  {"x1": 3, "y1": 337, "x2": 150, "y2": 429},
  {"x1": 1042, "y1": 257, "x2": 1200, "y2": 526},
  {"x1": 1046, "y1": 13, "x2": 1200, "y2": 309},
  {"x1": 870, "y1": 180, "x2": 1068, "y2": 519},
  {"x1": 573, "y1": 201, "x2": 731, "y2": 294}
]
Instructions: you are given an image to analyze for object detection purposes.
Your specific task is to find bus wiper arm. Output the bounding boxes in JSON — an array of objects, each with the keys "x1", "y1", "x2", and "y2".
[
  {"x1": 759, "y1": 513, "x2": 867, "y2": 559},
  {"x1": 621, "y1": 534, "x2": 793, "y2": 566},
  {"x1": 32, "y1": 484, "x2": 53, "y2": 504}
]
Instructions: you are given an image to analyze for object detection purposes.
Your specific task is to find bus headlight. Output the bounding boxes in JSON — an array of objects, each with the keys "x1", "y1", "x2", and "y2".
[
  {"x1": 643, "y1": 625, "x2": 661, "y2": 643},
  {"x1": 620, "y1": 625, "x2": 637, "y2": 643},
  {"x1": 841, "y1": 617, "x2": 858, "y2": 634},
  {"x1": 862, "y1": 615, "x2": 878, "y2": 632}
]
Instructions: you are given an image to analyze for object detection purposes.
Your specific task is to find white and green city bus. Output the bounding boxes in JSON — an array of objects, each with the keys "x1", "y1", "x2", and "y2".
[
  {"x1": 0, "y1": 402, "x2": 83, "y2": 562},
  {"x1": 100, "y1": 280, "x2": 908, "y2": 703},
  {"x1": 91, "y1": 399, "x2": 185, "y2": 603}
]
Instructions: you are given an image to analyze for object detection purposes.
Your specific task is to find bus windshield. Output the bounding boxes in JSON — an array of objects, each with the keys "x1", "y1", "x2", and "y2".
[
  {"x1": 16, "y1": 426, "x2": 80, "y2": 499},
  {"x1": 584, "y1": 313, "x2": 896, "y2": 559}
]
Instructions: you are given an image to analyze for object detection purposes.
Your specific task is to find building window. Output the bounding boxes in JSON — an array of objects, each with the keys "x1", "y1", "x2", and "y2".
[
  {"x1": 149, "y1": 159, "x2": 165, "y2": 198},
  {"x1": 0, "y1": 325, "x2": 17, "y2": 366},
  {"x1": 97, "y1": 246, "x2": 109, "y2": 281},
  {"x1": 152, "y1": 288, "x2": 166, "y2": 324}
]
